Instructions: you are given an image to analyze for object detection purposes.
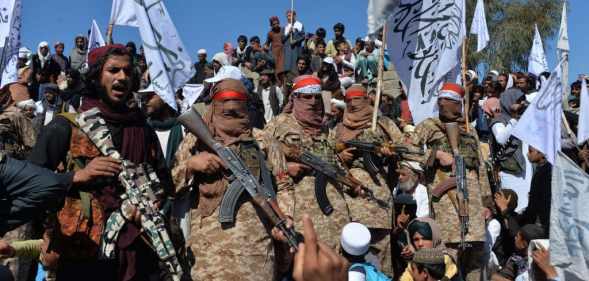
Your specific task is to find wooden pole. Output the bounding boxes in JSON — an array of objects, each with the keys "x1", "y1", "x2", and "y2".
[
  {"x1": 371, "y1": 24, "x2": 387, "y2": 132},
  {"x1": 461, "y1": 38, "x2": 470, "y2": 133},
  {"x1": 106, "y1": 23, "x2": 114, "y2": 45},
  {"x1": 290, "y1": 0, "x2": 294, "y2": 43}
]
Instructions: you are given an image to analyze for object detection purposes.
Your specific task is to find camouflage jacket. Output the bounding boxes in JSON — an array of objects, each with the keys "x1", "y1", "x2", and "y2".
[
  {"x1": 409, "y1": 118, "x2": 492, "y2": 243},
  {"x1": 172, "y1": 132, "x2": 281, "y2": 280},
  {"x1": 331, "y1": 116, "x2": 404, "y2": 229},
  {"x1": 0, "y1": 107, "x2": 36, "y2": 159},
  {"x1": 257, "y1": 113, "x2": 351, "y2": 249}
]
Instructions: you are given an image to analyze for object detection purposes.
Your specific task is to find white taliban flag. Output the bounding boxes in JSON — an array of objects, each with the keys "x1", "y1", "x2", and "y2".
[
  {"x1": 111, "y1": 0, "x2": 195, "y2": 111},
  {"x1": 557, "y1": 3, "x2": 569, "y2": 108},
  {"x1": 86, "y1": 19, "x2": 106, "y2": 62},
  {"x1": 577, "y1": 79, "x2": 589, "y2": 145},
  {"x1": 550, "y1": 151, "x2": 589, "y2": 281},
  {"x1": 0, "y1": 0, "x2": 21, "y2": 88},
  {"x1": 109, "y1": 0, "x2": 138, "y2": 27},
  {"x1": 387, "y1": 0, "x2": 466, "y2": 123},
  {"x1": 528, "y1": 24, "x2": 549, "y2": 76},
  {"x1": 557, "y1": 3, "x2": 569, "y2": 52},
  {"x1": 367, "y1": 0, "x2": 400, "y2": 35},
  {"x1": 470, "y1": 0, "x2": 489, "y2": 52},
  {"x1": 512, "y1": 61, "x2": 563, "y2": 164}
]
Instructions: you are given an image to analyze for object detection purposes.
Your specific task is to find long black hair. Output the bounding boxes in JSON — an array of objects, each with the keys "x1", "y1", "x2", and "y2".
[{"x1": 83, "y1": 47, "x2": 140, "y2": 98}]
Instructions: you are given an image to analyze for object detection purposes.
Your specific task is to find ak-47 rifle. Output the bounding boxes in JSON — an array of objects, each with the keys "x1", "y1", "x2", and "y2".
[
  {"x1": 335, "y1": 140, "x2": 424, "y2": 185},
  {"x1": 178, "y1": 108, "x2": 301, "y2": 251},
  {"x1": 445, "y1": 122, "x2": 469, "y2": 249},
  {"x1": 291, "y1": 149, "x2": 391, "y2": 215}
]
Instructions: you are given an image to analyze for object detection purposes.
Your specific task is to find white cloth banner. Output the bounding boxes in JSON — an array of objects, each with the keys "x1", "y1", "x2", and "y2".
[
  {"x1": 512, "y1": 61, "x2": 563, "y2": 164},
  {"x1": 367, "y1": 0, "x2": 400, "y2": 35},
  {"x1": 528, "y1": 24, "x2": 549, "y2": 76},
  {"x1": 86, "y1": 19, "x2": 105, "y2": 63},
  {"x1": 109, "y1": 0, "x2": 138, "y2": 27},
  {"x1": 550, "y1": 151, "x2": 589, "y2": 281},
  {"x1": 180, "y1": 84, "x2": 204, "y2": 113},
  {"x1": 0, "y1": 0, "x2": 21, "y2": 88},
  {"x1": 557, "y1": 3, "x2": 569, "y2": 52},
  {"x1": 557, "y1": 3, "x2": 569, "y2": 107},
  {"x1": 470, "y1": 0, "x2": 489, "y2": 52},
  {"x1": 577, "y1": 79, "x2": 589, "y2": 145},
  {"x1": 114, "y1": 0, "x2": 195, "y2": 111},
  {"x1": 387, "y1": 0, "x2": 466, "y2": 124}
]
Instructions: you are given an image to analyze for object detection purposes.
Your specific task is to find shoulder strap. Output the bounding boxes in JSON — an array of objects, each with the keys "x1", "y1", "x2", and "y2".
[
  {"x1": 58, "y1": 112, "x2": 79, "y2": 127},
  {"x1": 55, "y1": 111, "x2": 94, "y2": 220}
]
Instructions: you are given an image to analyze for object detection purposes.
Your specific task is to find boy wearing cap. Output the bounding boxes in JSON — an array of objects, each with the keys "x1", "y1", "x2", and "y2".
[
  {"x1": 341, "y1": 222, "x2": 391, "y2": 281},
  {"x1": 409, "y1": 82, "x2": 493, "y2": 281},
  {"x1": 409, "y1": 249, "x2": 447, "y2": 281}
]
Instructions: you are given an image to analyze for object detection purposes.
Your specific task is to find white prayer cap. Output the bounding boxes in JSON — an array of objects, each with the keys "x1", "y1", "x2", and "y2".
[
  {"x1": 18, "y1": 47, "x2": 31, "y2": 59},
  {"x1": 212, "y1": 52, "x2": 229, "y2": 66},
  {"x1": 489, "y1": 70, "x2": 500, "y2": 77},
  {"x1": 15, "y1": 99, "x2": 36, "y2": 111},
  {"x1": 323, "y1": 57, "x2": 334, "y2": 65},
  {"x1": 399, "y1": 160, "x2": 423, "y2": 173},
  {"x1": 205, "y1": 65, "x2": 243, "y2": 83},
  {"x1": 340, "y1": 222, "x2": 371, "y2": 256},
  {"x1": 331, "y1": 98, "x2": 346, "y2": 110},
  {"x1": 467, "y1": 70, "x2": 478, "y2": 81},
  {"x1": 197, "y1": 49, "x2": 207, "y2": 55},
  {"x1": 339, "y1": 76, "x2": 354, "y2": 89}
]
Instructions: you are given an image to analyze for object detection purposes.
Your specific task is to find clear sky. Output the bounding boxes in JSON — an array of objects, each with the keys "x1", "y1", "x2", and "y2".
[{"x1": 20, "y1": 0, "x2": 586, "y2": 83}]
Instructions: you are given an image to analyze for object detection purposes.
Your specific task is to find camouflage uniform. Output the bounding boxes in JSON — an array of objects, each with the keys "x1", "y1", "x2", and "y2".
[
  {"x1": 0, "y1": 107, "x2": 36, "y2": 159},
  {"x1": 0, "y1": 107, "x2": 37, "y2": 281},
  {"x1": 172, "y1": 134, "x2": 278, "y2": 281},
  {"x1": 410, "y1": 118, "x2": 492, "y2": 281},
  {"x1": 258, "y1": 113, "x2": 351, "y2": 249},
  {"x1": 331, "y1": 117, "x2": 403, "y2": 275}
]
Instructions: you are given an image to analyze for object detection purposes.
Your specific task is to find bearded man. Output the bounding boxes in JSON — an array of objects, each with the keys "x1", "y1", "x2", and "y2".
[{"x1": 28, "y1": 45, "x2": 180, "y2": 281}]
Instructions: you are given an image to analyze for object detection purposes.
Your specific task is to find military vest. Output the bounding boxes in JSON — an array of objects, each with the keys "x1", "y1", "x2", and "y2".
[{"x1": 431, "y1": 129, "x2": 480, "y2": 170}]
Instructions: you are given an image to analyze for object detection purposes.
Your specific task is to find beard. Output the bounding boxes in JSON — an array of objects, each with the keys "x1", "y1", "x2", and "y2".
[{"x1": 398, "y1": 178, "x2": 417, "y2": 192}]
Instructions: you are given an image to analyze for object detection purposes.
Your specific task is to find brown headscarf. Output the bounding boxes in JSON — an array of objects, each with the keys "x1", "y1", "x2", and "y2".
[
  {"x1": 293, "y1": 94, "x2": 324, "y2": 135},
  {"x1": 407, "y1": 217, "x2": 457, "y2": 261},
  {"x1": 198, "y1": 79, "x2": 251, "y2": 217},
  {"x1": 336, "y1": 86, "x2": 373, "y2": 142}
]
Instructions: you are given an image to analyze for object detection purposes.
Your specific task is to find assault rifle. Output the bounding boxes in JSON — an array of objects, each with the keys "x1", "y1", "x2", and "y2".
[
  {"x1": 76, "y1": 109, "x2": 182, "y2": 280},
  {"x1": 335, "y1": 140, "x2": 424, "y2": 185},
  {"x1": 178, "y1": 107, "x2": 301, "y2": 251},
  {"x1": 292, "y1": 149, "x2": 390, "y2": 215},
  {"x1": 445, "y1": 122, "x2": 469, "y2": 249}
]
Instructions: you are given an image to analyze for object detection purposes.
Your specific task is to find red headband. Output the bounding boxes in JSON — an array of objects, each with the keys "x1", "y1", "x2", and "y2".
[
  {"x1": 440, "y1": 82, "x2": 465, "y2": 98},
  {"x1": 293, "y1": 75, "x2": 321, "y2": 91},
  {"x1": 345, "y1": 90, "x2": 366, "y2": 101},
  {"x1": 213, "y1": 90, "x2": 248, "y2": 101}
]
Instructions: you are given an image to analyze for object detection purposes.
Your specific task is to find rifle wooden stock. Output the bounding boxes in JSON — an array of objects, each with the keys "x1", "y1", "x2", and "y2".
[{"x1": 431, "y1": 176, "x2": 457, "y2": 201}]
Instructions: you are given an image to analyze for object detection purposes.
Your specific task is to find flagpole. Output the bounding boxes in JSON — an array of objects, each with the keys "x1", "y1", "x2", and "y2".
[
  {"x1": 371, "y1": 24, "x2": 387, "y2": 132},
  {"x1": 106, "y1": 23, "x2": 114, "y2": 45},
  {"x1": 461, "y1": 38, "x2": 470, "y2": 133},
  {"x1": 290, "y1": 0, "x2": 294, "y2": 43}
]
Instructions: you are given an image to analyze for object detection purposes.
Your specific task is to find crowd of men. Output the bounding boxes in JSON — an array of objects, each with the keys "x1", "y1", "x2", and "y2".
[{"x1": 0, "y1": 8, "x2": 587, "y2": 281}]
